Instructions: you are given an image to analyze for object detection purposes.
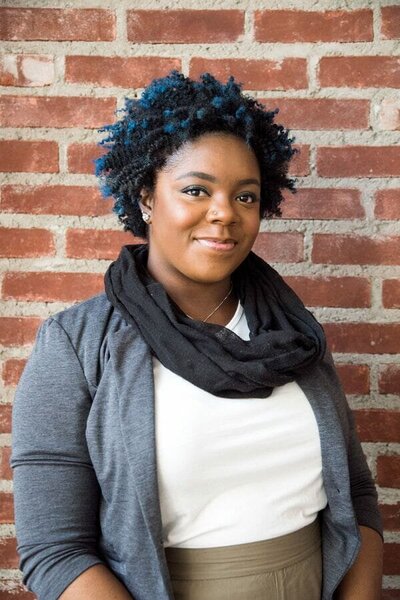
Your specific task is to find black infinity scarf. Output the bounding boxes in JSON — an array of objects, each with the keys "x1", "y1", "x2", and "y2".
[{"x1": 105, "y1": 244, "x2": 326, "y2": 399}]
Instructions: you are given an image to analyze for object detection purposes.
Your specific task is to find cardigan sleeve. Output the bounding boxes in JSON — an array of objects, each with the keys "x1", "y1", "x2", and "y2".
[
  {"x1": 344, "y1": 401, "x2": 383, "y2": 539},
  {"x1": 11, "y1": 318, "x2": 106, "y2": 600}
]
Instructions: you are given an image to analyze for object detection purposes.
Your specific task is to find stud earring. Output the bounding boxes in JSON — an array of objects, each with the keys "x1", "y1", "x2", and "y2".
[{"x1": 142, "y1": 212, "x2": 151, "y2": 224}]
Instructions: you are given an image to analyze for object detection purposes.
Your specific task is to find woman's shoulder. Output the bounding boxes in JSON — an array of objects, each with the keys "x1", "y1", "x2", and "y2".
[
  {"x1": 38, "y1": 293, "x2": 113, "y2": 352},
  {"x1": 51, "y1": 289, "x2": 141, "y2": 344},
  {"x1": 33, "y1": 292, "x2": 145, "y2": 391},
  {"x1": 48, "y1": 291, "x2": 135, "y2": 340},
  {"x1": 50, "y1": 292, "x2": 112, "y2": 330}
]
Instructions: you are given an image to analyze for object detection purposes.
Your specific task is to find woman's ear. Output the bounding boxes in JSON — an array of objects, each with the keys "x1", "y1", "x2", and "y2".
[
  {"x1": 138, "y1": 188, "x2": 154, "y2": 226},
  {"x1": 138, "y1": 188, "x2": 154, "y2": 214}
]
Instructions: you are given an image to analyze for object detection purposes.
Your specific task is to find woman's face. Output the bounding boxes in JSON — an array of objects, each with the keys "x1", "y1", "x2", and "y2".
[{"x1": 141, "y1": 132, "x2": 261, "y2": 288}]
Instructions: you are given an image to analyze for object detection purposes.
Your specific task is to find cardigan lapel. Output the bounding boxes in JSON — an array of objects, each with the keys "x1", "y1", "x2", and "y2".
[
  {"x1": 108, "y1": 322, "x2": 174, "y2": 596},
  {"x1": 296, "y1": 358, "x2": 361, "y2": 597},
  {"x1": 297, "y1": 358, "x2": 353, "y2": 509}
]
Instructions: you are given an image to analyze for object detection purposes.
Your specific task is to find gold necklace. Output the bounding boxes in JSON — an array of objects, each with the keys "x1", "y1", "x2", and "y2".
[{"x1": 185, "y1": 282, "x2": 233, "y2": 323}]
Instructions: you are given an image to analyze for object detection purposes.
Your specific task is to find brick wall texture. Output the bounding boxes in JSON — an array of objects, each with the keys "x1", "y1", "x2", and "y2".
[{"x1": 0, "y1": 1, "x2": 399, "y2": 597}]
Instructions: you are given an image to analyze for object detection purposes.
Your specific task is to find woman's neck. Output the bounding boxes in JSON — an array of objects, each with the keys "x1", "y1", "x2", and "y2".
[
  {"x1": 184, "y1": 293, "x2": 239, "y2": 326},
  {"x1": 146, "y1": 263, "x2": 238, "y2": 326},
  {"x1": 167, "y1": 282, "x2": 238, "y2": 326}
]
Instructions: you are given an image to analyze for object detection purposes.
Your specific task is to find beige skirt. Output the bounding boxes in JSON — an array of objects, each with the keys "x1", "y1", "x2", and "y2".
[{"x1": 164, "y1": 519, "x2": 322, "y2": 600}]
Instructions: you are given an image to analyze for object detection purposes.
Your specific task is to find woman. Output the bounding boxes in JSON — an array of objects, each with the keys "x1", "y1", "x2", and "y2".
[{"x1": 11, "y1": 71, "x2": 383, "y2": 600}]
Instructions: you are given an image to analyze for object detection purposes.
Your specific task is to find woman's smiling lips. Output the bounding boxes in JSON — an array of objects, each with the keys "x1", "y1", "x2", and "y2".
[{"x1": 195, "y1": 237, "x2": 237, "y2": 251}]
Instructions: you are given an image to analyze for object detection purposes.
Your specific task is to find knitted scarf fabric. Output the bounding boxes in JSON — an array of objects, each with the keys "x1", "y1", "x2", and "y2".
[{"x1": 105, "y1": 244, "x2": 326, "y2": 399}]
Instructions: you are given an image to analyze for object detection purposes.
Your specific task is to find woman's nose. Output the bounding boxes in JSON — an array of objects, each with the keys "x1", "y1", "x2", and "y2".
[{"x1": 206, "y1": 197, "x2": 238, "y2": 224}]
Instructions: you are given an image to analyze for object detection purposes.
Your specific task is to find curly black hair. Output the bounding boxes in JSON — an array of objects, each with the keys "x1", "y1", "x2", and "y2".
[{"x1": 95, "y1": 70, "x2": 298, "y2": 238}]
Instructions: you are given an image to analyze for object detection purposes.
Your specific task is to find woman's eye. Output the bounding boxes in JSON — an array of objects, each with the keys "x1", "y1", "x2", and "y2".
[
  {"x1": 182, "y1": 186, "x2": 207, "y2": 197},
  {"x1": 237, "y1": 193, "x2": 258, "y2": 204}
]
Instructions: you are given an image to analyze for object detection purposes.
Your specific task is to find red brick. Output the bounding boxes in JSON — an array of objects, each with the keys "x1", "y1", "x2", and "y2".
[
  {"x1": 0, "y1": 8, "x2": 115, "y2": 41},
  {"x1": 255, "y1": 9, "x2": 372, "y2": 43},
  {"x1": 66, "y1": 229, "x2": 141, "y2": 260},
  {"x1": 0, "y1": 405, "x2": 12, "y2": 433},
  {"x1": 0, "y1": 317, "x2": 42, "y2": 347},
  {"x1": 67, "y1": 143, "x2": 104, "y2": 175},
  {"x1": 319, "y1": 56, "x2": 400, "y2": 88},
  {"x1": 127, "y1": 10, "x2": 244, "y2": 43},
  {"x1": 260, "y1": 98, "x2": 369, "y2": 130},
  {"x1": 190, "y1": 58, "x2": 308, "y2": 91},
  {"x1": 2, "y1": 359, "x2": 26, "y2": 387},
  {"x1": 3, "y1": 272, "x2": 104, "y2": 303},
  {"x1": 381, "y1": 6, "x2": 400, "y2": 40},
  {"x1": 375, "y1": 189, "x2": 400, "y2": 220},
  {"x1": 384, "y1": 542, "x2": 400, "y2": 575},
  {"x1": 0, "y1": 538, "x2": 19, "y2": 569},
  {"x1": 0, "y1": 585, "x2": 35, "y2": 600},
  {"x1": 1, "y1": 185, "x2": 112, "y2": 217},
  {"x1": 312, "y1": 234, "x2": 400, "y2": 266},
  {"x1": 0, "y1": 492, "x2": 14, "y2": 524},
  {"x1": 379, "y1": 365, "x2": 400, "y2": 394},
  {"x1": 381, "y1": 504, "x2": 400, "y2": 531},
  {"x1": 281, "y1": 188, "x2": 364, "y2": 219},
  {"x1": 323, "y1": 323, "x2": 400, "y2": 354},
  {"x1": 66, "y1": 56, "x2": 181, "y2": 88},
  {"x1": 0, "y1": 96, "x2": 116, "y2": 129},
  {"x1": 382, "y1": 590, "x2": 400, "y2": 600},
  {"x1": 0, "y1": 447, "x2": 12, "y2": 479},
  {"x1": 284, "y1": 276, "x2": 370, "y2": 308},
  {"x1": 288, "y1": 145, "x2": 310, "y2": 177},
  {"x1": 0, "y1": 228, "x2": 55, "y2": 258},
  {"x1": 378, "y1": 456, "x2": 400, "y2": 488},
  {"x1": 335, "y1": 364, "x2": 370, "y2": 395},
  {"x1": 0, "y1": 54, "x2": 54, "y2": 87},
  {"x1": 317, "y1": 146, "x2": 400, "y2": 177},
  {"x1": 354, "y1": 409, "x2": 400, "y2": 443},
  {"x1": 253, "y1": 233, "x2": 303, "y2": 263},
  {"x1": 0, "y1": 140, "x2": 58, "y2": 173},
  {"x1": 383, "y1": 279, "x2": 400, "y2": 309}
]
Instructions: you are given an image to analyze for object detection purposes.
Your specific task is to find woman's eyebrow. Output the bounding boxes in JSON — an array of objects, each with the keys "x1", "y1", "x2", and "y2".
[
  {"x1": 175, "y1": 171, "x2": 260, "y2": 186},
  {"x1": 175, "y1": 171, "x2": 215, "y2": 182}
]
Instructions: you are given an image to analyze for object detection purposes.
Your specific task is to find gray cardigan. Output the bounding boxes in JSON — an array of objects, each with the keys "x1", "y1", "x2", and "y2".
[{"x1": 11, "y1": 292, "x2": 382, "y2": 600}]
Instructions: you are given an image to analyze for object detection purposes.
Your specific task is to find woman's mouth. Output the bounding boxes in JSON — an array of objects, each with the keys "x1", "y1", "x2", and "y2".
[{"x1": 196, "y1": 238, "x2": 237, "y2": 251}]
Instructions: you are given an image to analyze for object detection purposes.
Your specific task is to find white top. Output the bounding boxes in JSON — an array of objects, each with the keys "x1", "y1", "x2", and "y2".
[{"x1": 154, "y1": 302, "x2": 327, "y2": 549}]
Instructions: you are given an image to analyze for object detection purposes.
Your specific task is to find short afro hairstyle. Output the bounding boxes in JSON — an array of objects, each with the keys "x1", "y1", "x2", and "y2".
[{"x1": 95, "y1": 70, "x2": 298, "y2": 238}]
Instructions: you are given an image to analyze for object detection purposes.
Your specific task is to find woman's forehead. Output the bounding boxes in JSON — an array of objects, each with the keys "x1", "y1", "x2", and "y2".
[{"x1": 162, "y1": 132, "x2": 259, "y2": 174}]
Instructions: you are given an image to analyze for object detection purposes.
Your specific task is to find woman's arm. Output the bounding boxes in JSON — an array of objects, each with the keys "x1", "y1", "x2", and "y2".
[
  {"x1": 335, "y1": 525, "x2": 383, "y2": 600},
  {"x1": 59, "y1": 565, "x2": 133, "y2": 600},
  {"x1": 11, "y1": 319, "x2": 118, "y2": 600}
]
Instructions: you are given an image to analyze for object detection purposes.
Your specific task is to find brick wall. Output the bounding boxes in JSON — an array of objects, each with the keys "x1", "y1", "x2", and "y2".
[{"x1": 0, "y1": 1, "x2": 399, "y2": 598}]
